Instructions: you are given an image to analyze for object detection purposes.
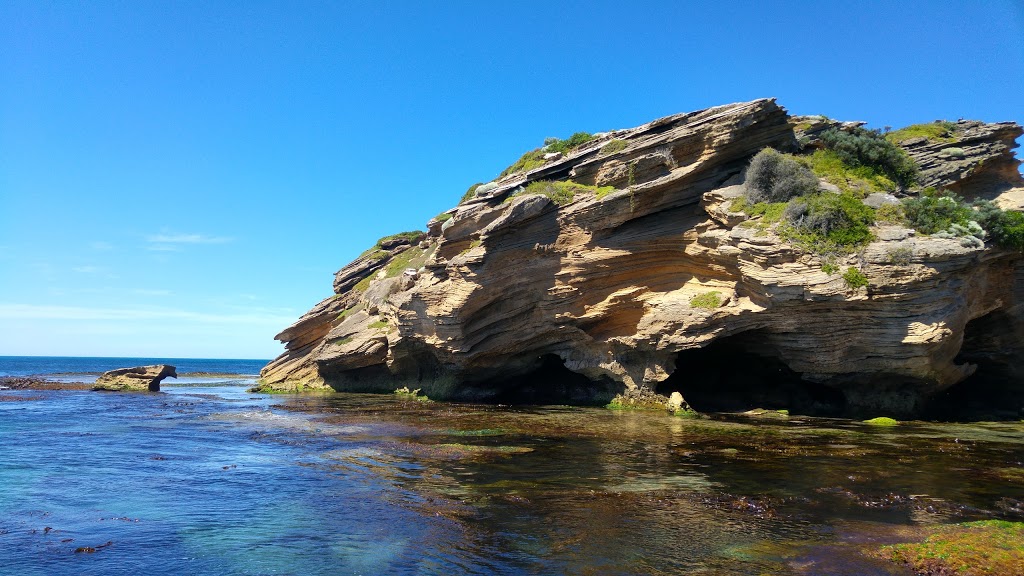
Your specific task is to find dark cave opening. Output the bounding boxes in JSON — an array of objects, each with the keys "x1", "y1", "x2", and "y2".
[
  {"x1": 926, "y1": 310, "x2": 1024, "y2": 420},
  {"x1": 657, "y1": 332, "x2": 846, "y2": 416},
  {"x1": 487, "y1": 354, "x2": 620, "y2": 406}
]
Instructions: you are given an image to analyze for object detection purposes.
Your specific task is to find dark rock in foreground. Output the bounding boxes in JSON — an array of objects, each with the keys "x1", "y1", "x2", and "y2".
[{"x1": 93, "y1": 365, "x2": 177, "y2": 392}]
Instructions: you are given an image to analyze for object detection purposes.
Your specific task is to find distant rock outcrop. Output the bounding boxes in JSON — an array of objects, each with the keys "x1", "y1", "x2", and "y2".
[
  {"x1": 93, "y1": 365, "x2": 177, "y2": 392},
  {"x1": 260, "y1": 99, "x2": 1024, "y2": 417}
]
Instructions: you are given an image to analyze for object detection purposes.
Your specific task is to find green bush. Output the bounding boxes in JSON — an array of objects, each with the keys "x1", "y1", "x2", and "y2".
[
  {"x1": 744, "y1": 148, "x2": 820, "y2": 203},
  {"x1": 784, "y1": 192, "x2": 875, "y2": 248},
  {"x1": 798, "y1": 149, "x2": 896, "y2": 195},
  {"x1": 875, "y1": 202, "x2": 906, "y2": 225},
  {"x1": 902, "y1": 189, "x2": 972, "y2": 234},
  {"x1": 689, "y1": 291, "x2": 722, "y2": 309},
  {"x1": 820, "y1": 127, "x2": 919, "y2": 189},
  {"x1": 499, "y1": 150, "x2": 548, "y2": 178},
  {"x1": 900, "y1": 191, "x2": 1024, "y2": 250},
  {"x1": 971, "y1": 201, "x2": 1024, "y2": 250},
  {"x1": 546, "y1": 132, "x2": 594, "y2": 154},
  {"x1": 842, "y1": 267, "x2": 869, "y2": 289},
  {"x1": 460, "y1": 183, "x2": 483, "y2": 203},
  {"x1": 376, "y1": 231, "x2": 424, "y2": 247}
]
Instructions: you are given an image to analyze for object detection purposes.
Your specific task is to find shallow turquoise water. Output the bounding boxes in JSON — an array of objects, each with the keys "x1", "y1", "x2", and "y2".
[{"x1": 2, "y1": 386, "x2": 1022, "y2": 575}]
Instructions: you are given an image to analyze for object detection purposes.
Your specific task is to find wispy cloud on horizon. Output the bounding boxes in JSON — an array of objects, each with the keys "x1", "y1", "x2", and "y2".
[
  {"x1": 146, "y1": 233, "x2": 233, "y2": 244},
  {"x1": 0, "y1": 303, "x2": 294, "y2": 326},
  {"x1": 133, "y1": 289, "x2": 173, "y2": 296},
  {"x1": 145, "y1": 232, "x2": 232, "y2": 253}
]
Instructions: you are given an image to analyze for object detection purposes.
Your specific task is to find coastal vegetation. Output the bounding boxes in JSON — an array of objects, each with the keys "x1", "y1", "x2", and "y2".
[
  {"x1": 842, "y1": 267, "x2": 869, "y2": 290},
  {"x1": 507, "y1": 180, "x2": 614, "y2": 206},
  {"x1": 819, "y1": 126, "x2": 918, "y2": 189},
  {"x1": 599, "y1": 138, "x2": 627, "y2": 155},
  {"x1": 885, "y1": 120, "x2": 959, "y2": 144},
  {"x1": 734, "y1": 132, "x2": 1024, "y2": 257},
  {"x1": 499, "y1": 132, "x2": 595, "y2": 178},
  {"x1": 461, "y1": 183, "x2": 483, "y2": 203},
  {"x1": 689, "y1": 291, "x2": 722, "y2": 309}
]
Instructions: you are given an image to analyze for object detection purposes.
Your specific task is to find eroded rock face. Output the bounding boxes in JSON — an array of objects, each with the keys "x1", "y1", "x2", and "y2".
[
  {"x1": 93, "y1": 365, "x2": 177, "y2": 392},
  {"x1": 260, "y1": 99, "x2": 1024, "y2": 416}
]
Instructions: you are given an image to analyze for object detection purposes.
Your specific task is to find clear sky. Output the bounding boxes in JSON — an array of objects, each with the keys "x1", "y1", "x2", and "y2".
[{"x1": 1, "y1": 1, "x2": 1022, "y2": 360}]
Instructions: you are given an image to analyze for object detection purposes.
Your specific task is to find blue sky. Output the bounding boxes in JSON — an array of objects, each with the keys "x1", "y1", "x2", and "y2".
[{"x1": 1, "y1": 1, "x2": 1022, "y2": 359}]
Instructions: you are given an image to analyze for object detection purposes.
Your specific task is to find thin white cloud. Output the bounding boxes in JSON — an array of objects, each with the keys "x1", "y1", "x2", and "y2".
[
  {"x1": 146, "y1": 233, "x2": 232, "y2": 244},
  {"x1": 0, "y1": 303, "x2": 294, "y2": 326},
  {"x1": 146, "y1": 244, "x2": 182, "y2": 252},
  {"x1": 133, "y1": 289, "x2": 172, "y2": 296},
  {"x1": 72, "y1": 266, "x2": 100, "y2": 273},
  {"x1": 90, "y1": 241, "x2": 114, "y2": 251}
]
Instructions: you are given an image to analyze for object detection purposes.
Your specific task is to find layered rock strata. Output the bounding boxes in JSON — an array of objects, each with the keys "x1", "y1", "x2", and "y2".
[
  {"x1": 93, "y1": 365, "x2": 177, "y2": 392},
  {"x1": 260, "y1": 99, "x2": 1024, "y2": 415}
]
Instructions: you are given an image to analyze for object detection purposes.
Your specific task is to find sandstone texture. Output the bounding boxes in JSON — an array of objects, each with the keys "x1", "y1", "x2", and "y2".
[
  {"x1": 260, "y1": 99, "x2": 1024, "y2": 416},
  {"x1": 93, "y1": 365, "x2": 177, "y2": 392}
]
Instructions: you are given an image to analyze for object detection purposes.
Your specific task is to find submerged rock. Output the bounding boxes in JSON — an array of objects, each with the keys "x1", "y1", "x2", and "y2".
[
  {"x1": 260, "y1": 99, "x2": 1024, "y2": 418},
  {"x1": 93, "y1": 365, "x2": 177, "y2": 392}
]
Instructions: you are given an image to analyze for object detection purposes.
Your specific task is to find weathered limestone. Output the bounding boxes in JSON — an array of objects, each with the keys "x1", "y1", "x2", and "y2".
[
  {"x1": 93, "y1": 365, "x2": 177, "y2": 392},
  {"x1": 260, "y1": 99, "x2": 1024, "y2": 416}
]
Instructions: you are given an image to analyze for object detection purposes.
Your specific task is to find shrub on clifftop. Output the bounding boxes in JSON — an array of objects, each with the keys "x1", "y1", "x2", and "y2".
[
  {"x1": 744, "y1": 148, "x2": 819, "y2": 203},
  {"x1": 819, "y1": 127, "x2": 918, "y2": 189}
]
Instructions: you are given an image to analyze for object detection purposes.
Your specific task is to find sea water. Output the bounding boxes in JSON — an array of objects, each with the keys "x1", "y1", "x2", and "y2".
[{"x1": 1, "y1": 357, "x2": 1022, "y2": 575}]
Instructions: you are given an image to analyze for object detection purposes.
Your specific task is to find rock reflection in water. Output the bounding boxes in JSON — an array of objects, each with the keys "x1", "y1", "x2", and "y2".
[{"x1": 284, "y1": 393, "x2": 1024, "y2": 575}]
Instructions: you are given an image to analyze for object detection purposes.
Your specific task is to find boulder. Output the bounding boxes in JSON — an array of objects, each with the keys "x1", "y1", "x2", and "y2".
[{"x1": 93, "y1": 365, "x2": 177, "y2": 392}]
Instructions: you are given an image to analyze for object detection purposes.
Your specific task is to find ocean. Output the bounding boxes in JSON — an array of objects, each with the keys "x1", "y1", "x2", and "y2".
[
  {"x1": 0, "y1": 356, "x2": 268, "y2": 383},
  {"x1": 1, "y1": 357, "x2": 1022, "y2": 574}
]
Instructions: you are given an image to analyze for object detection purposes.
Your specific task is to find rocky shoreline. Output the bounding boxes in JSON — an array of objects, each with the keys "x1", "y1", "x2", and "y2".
[{"x1": 0, "y1": 377, "x2": 93, "y2": 391}]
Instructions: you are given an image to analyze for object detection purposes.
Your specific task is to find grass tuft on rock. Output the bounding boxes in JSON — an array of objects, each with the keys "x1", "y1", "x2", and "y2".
[
  {"x1": 885, "y1": 121, "x2": 958, "y2": 144},
  {"x1": 600, "y1": 139, "x2": 628, "y2": 155},
  {"x1": 508, "y1": 180, "x2": 613, "y2": 206},
  {"x1": 689, "y1": 291, "x2": 722, "y2": 310}
]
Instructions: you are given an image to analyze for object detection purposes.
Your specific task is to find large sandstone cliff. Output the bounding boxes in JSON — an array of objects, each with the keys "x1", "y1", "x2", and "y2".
[{"x1": 260, "y1": 99, "x2": 1024, "y2": 416}]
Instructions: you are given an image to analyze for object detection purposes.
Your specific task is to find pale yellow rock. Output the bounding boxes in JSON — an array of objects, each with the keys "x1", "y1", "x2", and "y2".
[{"x1": 259, "y1": 99, "x2": 1024, "y2": 415}]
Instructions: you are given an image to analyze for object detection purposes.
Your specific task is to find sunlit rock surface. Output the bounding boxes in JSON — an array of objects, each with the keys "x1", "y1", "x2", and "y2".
[{"x1": 260, "y1": 99, "x2": 1024, "y2": 416}]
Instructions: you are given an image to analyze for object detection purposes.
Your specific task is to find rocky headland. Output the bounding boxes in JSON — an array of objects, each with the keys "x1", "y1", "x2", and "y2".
[{"x1": 259, "y1": 99, "x2": 1024, "y2": 418}]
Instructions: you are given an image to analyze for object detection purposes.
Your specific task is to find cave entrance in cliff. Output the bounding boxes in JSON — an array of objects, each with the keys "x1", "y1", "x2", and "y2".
[
  {"x1": 656, "y1": 331, "x2": 846, "y2": 415},
  {"x1": 490, "y1": 354, "x2": 619, "y2": 406},
  {"x1": 930, "y1": 310, "x2": 1024, "y2": 420}
]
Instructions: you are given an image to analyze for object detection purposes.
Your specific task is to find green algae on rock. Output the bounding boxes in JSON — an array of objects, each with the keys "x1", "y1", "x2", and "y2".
[
  {"x1": 881, "y1": 520, "x2": 1024, "y2": 576},
  {"x1": 863, "y1": 417, "x2": 899, "y2": 426}
]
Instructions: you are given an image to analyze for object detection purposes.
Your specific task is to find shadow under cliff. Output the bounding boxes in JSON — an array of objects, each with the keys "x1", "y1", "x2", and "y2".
[{"x1": 656, "y1": 331, "x2": 848, "y2": 417}]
